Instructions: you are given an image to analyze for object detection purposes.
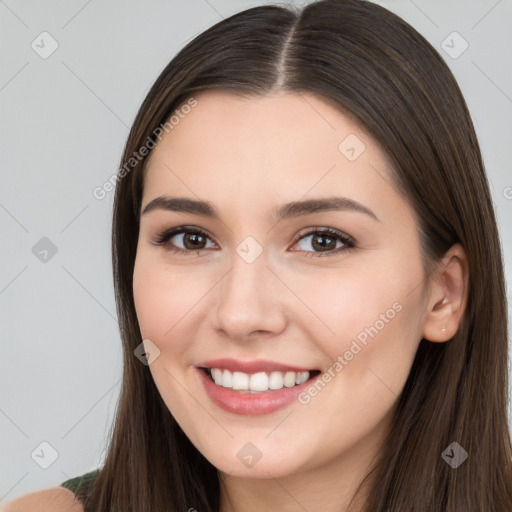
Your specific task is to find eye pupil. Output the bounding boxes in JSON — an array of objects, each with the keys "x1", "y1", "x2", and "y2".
[
  {"x1": 312, "y1": 235, "x2": 336, "y2": 251},
  {"x1": 184, "y1": 233, "x2": 206, "y2": 249}
]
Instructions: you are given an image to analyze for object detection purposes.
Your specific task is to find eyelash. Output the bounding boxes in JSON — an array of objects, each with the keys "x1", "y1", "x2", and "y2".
[{"x1": 151, "y1": 226, "x2": 356, "y2": 258}]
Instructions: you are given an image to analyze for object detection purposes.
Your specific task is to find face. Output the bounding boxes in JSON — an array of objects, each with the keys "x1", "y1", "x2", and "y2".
[{"x1": 133, "y1": 90, "x2": 430, "y2": 480}]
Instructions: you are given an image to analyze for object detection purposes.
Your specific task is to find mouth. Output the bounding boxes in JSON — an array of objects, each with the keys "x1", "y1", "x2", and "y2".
[{"x1": 198, "y1": 367, "x2": 322, "y2": 394}]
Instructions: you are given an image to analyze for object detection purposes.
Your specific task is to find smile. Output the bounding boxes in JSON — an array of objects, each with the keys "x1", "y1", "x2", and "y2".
[
  {"x1": 205, "y1": 367, "x2": 319, "y2": 393},
  {"x1": 195, "y1": 362, "x2": 322, "y2": 416}
]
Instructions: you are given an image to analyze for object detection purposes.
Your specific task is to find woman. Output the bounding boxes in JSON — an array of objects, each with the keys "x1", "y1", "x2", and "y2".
[{"x1": 5, "y1": 0, "x2": 511, "y2": 510}]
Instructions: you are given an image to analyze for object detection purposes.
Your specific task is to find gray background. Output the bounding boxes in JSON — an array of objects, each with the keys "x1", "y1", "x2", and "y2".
[{"x1": 1, "y1": 0, "x2": 511, "y2": 502}]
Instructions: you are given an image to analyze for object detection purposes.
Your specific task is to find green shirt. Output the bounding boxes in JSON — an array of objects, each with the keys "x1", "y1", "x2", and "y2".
[{"x1": 60, "y1": 469, "x2": 100, "y2": 503}]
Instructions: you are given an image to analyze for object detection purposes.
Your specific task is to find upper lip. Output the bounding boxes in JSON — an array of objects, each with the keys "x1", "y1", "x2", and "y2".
[{"x1": 196, "y1": 358, "x2": 316, "y2": 374}]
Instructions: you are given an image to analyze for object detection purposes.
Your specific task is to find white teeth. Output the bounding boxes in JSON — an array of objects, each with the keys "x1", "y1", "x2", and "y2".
[
  {"x1": 222, "y1": 369, "x2": 233, "y2": 388},
  {"x1": 232, "y1": 371, "x2": 249, "y2": 390},
  {"x1": 249, "y1": 372, "x2": 269, "y2": 391},
  {"x1": 208, "y1": 368, "x2": 311, "y2": 392},
  {"x1": 211, "y1": 368, "x2": 223, "y2": 385},
  {"x1": 269, "y1": 371, "x2": 284, "y2": 390},
  {"x1": 283, "y1": 371, "x2": 296, "y2": 388},
  {"x1": 296, "y1": 371, "x2": 309, "y2": 385}
]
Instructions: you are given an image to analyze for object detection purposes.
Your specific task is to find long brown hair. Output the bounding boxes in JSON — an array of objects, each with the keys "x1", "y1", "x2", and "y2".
[{"x1": 82, "y1": 1, "x2": 512, "y2": 510}]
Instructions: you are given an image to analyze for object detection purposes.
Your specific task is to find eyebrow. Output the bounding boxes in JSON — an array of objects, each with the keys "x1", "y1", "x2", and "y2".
[{"x1": 141, "y1": 195, "x2": 380, "y2": 223}]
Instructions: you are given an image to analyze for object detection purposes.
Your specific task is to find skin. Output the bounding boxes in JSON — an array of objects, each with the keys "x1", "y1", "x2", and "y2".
[{"x1": 132, "y1": 90, "x2": 468, "y2": 512}]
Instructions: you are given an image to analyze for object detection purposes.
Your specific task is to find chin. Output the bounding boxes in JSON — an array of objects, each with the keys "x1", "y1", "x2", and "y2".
[{"x1": 199, "y1": 438, "x2": 311, "y2": 480}]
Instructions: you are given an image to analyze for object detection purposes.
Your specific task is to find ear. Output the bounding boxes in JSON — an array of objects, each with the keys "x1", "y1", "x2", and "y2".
[{"x1": 421, "y1": 243, "x2": 469, "y2": 343}]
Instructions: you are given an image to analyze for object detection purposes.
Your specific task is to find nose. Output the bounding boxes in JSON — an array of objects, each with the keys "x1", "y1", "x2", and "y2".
[{"x1": 213, "y1": 249, "x2": 287, "y2": 343}]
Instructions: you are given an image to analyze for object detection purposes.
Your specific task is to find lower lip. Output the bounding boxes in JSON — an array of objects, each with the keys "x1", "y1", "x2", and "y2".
[{"x1": 196, "y1": 367, "x2": 320, "y2": 416}]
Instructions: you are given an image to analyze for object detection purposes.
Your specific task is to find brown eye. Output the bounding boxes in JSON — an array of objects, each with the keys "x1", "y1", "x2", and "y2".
[
  {"x1": 292, "y1": 228, "x2": 355, "y2": 257},
  {"x1": 152, "y1": 226, "x2": 217, "y2": 254},
  {"x1": 181, "y1": 232, "x2": 208, "y2": 250}
]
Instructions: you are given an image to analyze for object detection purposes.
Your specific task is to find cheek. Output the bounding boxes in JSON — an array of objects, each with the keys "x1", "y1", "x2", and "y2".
[
  {"x1": 132, "y1": 257, "x2": 205, "y2": 420},
  {"x1": 133, "y1": 265, "x2": 166, "y2": 339},
  {"x1": 133, "y1": 256, "x2": 191, "y2": 344},
  {"x1": 288, "y1": 267, "x2": 403, "y2": 352},
  {"x1": 289, "y1": 255, "x2": 423, "y2": 385},
  {"x1": 291, "y1": 270, "x2": 422, "y2": 443}
]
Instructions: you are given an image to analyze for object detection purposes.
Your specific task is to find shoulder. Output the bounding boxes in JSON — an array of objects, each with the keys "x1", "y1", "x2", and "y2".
[{"x1": 1, "y1": 486, "x2": 83, "y2": 511}]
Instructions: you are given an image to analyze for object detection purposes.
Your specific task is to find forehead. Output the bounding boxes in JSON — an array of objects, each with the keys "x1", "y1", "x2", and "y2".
[
  {"x1": 148, "y1": 90, "x2": 364, "y2": 162},
  {"x1": 143, "y1": 90, "x2": 395, "y2": 199}
]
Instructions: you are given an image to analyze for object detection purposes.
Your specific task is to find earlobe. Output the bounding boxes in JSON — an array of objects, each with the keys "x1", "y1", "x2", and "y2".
[{"x1": 421, "y1": 243, "x2": 469, "y2": 343}]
